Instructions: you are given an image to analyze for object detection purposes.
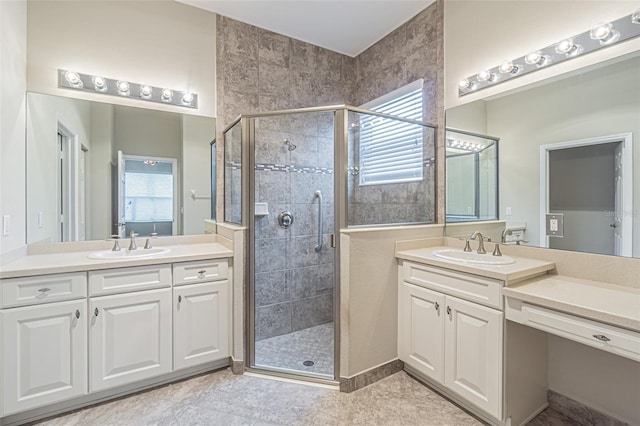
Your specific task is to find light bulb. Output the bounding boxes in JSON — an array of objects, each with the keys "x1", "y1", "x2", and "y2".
[
  {"x1": 632, "y1": 8, "x2": 640, "y2": 24},
  {"x1": 92, "y1": 76, "x2": 106, "y2": 92},
  {"x1": 477, "y1": 70, "x2": 496, "y2": 83},
  {"x1": 499, "y1": 61, "x2": 522, "y2": 75},
  {"x1": 140, "y1": 85, "x2": 152, "y2": 99},
  {"x1": 458, "y1": 79, "x2": 476, "y2": 91},
  {"x1": 181, "y1": 92, "x2": 194, "y2": 105},
  {"x1": 525, "y1": 51, "x2": 549, "y2": 67},
  {"x1": 64, "y1": 71, "x2": 83, "y2": 88},
  {"x1": 555, "y1": 39, "x2": 581, "y2": 56},
  {"x1": 161, "y1": 88, "x2": 173, "y2": 102},
  {"x1": 590, "y1": 23, "x2": 620, "y2": 45},
  {"x1": 116, "y1": 80, "x2": 130, "y2": 96}
]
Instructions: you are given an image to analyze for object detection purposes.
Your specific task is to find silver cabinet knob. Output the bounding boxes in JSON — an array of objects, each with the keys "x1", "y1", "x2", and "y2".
[
  {"x1": 593, "y1": 334, "x2": 611, "y2": 342},
  {"x1": 94, "y1": 308, "x2": 99, "y2": 317},
  {"x1": 38, "y1": 288, "x2": 51, "y2": 293},
  {"x1": 178, "y1": 295, "x2": 182, "y2": 303},
  {"x1": 446, "y1": 306, "x2": 452, "y2": 315},
  {"x1": 197, "y1": 270, "x2": 206, "y2": 279},
  {"x1": 75, "y1": 310, "x2": 80, "y2": 319},
  {"x1": 434, "y1": 302, "x2": 440, "y2": 312}
]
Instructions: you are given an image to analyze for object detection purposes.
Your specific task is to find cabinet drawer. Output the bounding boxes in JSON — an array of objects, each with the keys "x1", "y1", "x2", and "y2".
[
  {"x1": 173, "y1": 259, "x2": 228, "y2": 286},
  {"x1": 89, "y1": 265, "x2": 172, "y2": 296},
  {"x1": 1, "y1": 272, "x2": 87, "y2": 308},
  {"x1": 402, "y1": 261, "x2": 502, "y2": 309},
  {"x1": 506, "y1": 298, "x2": 640, "y2": 363}
]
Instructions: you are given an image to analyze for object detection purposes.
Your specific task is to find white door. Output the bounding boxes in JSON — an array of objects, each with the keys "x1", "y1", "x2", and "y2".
[
  {"x1": 398, "y1": 282, "x2": 445, "y2": 384},
  {"x1": 444, "y1": 296, "x2": 503, "y2": 420},
  {"x1": 89, "y1": 288, "x2": 172, "y2": 392},
  {"x1": 1, "y1": 300, "x2": 87, "y2": 415},
  {"x1": 174, "y1": 281, "x2": 229, "y2": 370}
]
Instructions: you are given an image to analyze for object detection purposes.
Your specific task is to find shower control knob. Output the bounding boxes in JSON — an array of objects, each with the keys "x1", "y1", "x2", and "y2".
[{"x1": 278, "y1": 211, "x2": 294, "y2": 229}]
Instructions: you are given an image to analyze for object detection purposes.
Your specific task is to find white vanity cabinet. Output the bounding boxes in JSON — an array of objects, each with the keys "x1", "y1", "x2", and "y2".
[
  {"x1": 398, "y1": 261, "x2": 504, "y2": 421},
  {"x1": 88, "y1": 265, "x2": 173, "y2": 392},
  {"x1": 173, "y1": 260, "x2": 230, "y2": 370},
  {"x1": 0, "y1": 274, "x2": 88, "y2": 416}
]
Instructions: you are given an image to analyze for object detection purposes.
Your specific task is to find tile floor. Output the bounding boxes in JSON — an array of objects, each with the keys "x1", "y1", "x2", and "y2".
[
  {"x1": 33, "y1": 369, "x2": 577, "y2": 426},
  {"x1": 255, "y1": 322, "x2": 334, "y2": 377}
]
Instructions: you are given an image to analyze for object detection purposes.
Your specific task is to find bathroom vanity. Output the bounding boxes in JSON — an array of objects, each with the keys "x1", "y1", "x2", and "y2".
[
  {"x1": 396, "y1": 240, "x2": 640, "y2": 426},
  {"x1": 0, "y1": 238, "x2": 233, "y2": 424},
  {"x1": 396, "y1": 244, "x2": 554, "y2": 426}
]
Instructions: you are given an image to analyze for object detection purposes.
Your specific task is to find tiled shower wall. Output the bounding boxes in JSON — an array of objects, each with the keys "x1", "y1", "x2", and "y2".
[
  {"x1": 215, "y1": 3, "x2": 444, "y2": 337},
  {"x1": 253, "y1": 113, "x2": 335, "y2": 340},
  {"x1": 215, "y1": 16, "x2": 351, "y2": 339},
  {"x1": 348, "y1": 3, "x2": 443, "y2": 225}
]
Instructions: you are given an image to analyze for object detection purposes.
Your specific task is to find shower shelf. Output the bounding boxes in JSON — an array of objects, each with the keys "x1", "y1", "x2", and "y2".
[{"x1": 255, "y1": 203, "x2": 269, "y2": 216}]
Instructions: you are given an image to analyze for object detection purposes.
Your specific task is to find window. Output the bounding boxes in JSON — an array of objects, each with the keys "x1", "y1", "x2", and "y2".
[
  {"x1": 123, "y1": 159, "x2": 175, "y2": 222},
  {"x1": 359, "y1": 80, "x2": 424, "y2": 185}
]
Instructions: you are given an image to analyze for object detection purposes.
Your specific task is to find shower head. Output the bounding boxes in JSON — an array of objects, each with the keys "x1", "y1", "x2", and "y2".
[{"x1": 283, "y1": 139, "x2": 297, "y2": 151}]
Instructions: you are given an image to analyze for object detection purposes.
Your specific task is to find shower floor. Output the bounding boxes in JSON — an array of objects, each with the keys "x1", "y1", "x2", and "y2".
[{"x1": 255, "y1": 322, "x2": 334, "y2": 377}]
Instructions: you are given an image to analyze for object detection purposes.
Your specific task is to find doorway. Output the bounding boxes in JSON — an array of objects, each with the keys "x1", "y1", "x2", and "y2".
[{"x1": 540, "y1": 133, "x2": 633, "y2": 256}]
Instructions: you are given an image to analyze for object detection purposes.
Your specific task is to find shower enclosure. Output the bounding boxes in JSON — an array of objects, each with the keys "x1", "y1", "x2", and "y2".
[{"x1": 224, "y1": 106, "x2": 436, "y2": 382}]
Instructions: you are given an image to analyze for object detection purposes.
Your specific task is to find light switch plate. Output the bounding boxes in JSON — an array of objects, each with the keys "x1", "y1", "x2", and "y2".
[{"x1": 546, "y1": 213, "x2": 564, "y2": 237}]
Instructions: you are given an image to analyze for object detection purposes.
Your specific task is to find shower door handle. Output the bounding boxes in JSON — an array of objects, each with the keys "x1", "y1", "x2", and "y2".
[{"x1": 314, "y1": 190, "x2": 323, "y2": 253}]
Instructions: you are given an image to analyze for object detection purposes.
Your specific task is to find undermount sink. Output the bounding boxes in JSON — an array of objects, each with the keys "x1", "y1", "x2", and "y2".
[
  {"x1": 88, "y1": 247, "x2": 170, "y2": 260},
  {"x1": 433, "y1": 249, "x2": 515, "y2": 265}
]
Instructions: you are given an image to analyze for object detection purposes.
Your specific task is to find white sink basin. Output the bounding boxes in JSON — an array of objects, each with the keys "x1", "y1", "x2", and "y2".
[
  {"x1": 433, "y1": 249, "x2": 515, "y2": 265},
  {"x1": 88, "y1": 247, "x2": 170, "y2": 260}
]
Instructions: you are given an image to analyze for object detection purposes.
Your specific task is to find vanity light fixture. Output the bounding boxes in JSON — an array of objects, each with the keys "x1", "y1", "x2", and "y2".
[
  {"x1": 58, "y1": 69, "x2": 198, "y2": 109},
  {"x1": 457, "y1": 9, "x2": 640, "y2": 97},
  {"x1": 143, "y1": 160, "x2": 159, "y2": 166}
]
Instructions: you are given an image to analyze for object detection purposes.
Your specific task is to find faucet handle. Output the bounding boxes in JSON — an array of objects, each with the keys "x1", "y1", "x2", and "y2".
[
  {"x1": 492, "y1": 243, "x2": 502, "y2": 257},
  {"x1": 106, "y1": 236, "x2": 121, "y2": 252},
  {"x1": 463, "y1": 240, "x2": 472, "y2": 252}
]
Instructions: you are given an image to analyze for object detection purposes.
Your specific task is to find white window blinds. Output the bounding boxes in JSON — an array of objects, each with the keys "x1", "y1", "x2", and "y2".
[{"x1": 359, "y1": 81, "x2": 424, "y2": 185}]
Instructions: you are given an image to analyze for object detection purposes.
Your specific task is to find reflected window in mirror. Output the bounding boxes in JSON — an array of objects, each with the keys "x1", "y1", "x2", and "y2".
[{"x1": 445, "y1": 129, "x2": 498, "y2": 223}]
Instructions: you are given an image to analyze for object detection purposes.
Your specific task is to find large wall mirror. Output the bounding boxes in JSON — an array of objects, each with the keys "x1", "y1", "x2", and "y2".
[
  {"x1": 445, "y1": 52, "x2": 640, "y2": 258},
  {"x1": 26, "y1": 92, "x2": 216, "y2": 244}
]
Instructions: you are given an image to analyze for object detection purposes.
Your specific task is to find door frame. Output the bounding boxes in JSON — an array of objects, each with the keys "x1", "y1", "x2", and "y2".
[
  {"x1": 539, "y1": 133, "x2": 633, "y2": 256},
  {"x1": 57, "y1": 118, "x2": 80, "y2": 242}
]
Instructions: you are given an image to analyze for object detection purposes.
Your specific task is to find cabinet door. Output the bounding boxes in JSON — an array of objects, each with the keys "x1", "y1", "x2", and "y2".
[
  {"x1": 174, "y1": 281, "x2": 229, "y2": 370},
  {"x1": 444, "y1": 295, "x2": 503, "y2": 419},
  {"x1": 89, "y1": 288, "x2": 172, "y2": 392},
  {"x1": 398, "y1": 282, "x2": 445, "y2": 383},
  {"x1": 2, "y1": 300, "x2": 87, "y2": 415}
]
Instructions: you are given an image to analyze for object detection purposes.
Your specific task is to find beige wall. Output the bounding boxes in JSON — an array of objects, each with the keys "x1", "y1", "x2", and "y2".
[
  {"x1": 182, "y1": 115, "x2": 216, "y2": 235},
  {"x1": 340, "y1": 225, "x2": 444, "y2": 377},
  {"x1": 0, "y1": 0, "x2": 27, "y2": 260},
  {"x1": 89, "y1": 103, "x2": 114, "y2": 240},
  {"x1": 27, "y1": 1, "x2": 216, "y2": 117},
  {"x1": 26, "y1": 93, "x2": 91, "y2": 244},
  {"x1": 444, "y1": 0, "x2": 640, "y2": 108}
]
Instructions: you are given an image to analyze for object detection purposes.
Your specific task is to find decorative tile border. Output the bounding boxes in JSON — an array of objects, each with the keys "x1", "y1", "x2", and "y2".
[{"x1": 255, "y1": 163, "x2": 334, "y2": 174}]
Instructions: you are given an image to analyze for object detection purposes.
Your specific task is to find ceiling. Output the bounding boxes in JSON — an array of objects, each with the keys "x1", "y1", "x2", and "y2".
[{"x1": 176, "y1": 0, "x2": 435, "y2": 57}]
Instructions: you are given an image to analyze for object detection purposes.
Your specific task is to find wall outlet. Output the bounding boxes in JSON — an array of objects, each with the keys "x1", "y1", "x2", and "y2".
[
  {"x1": 38, "y1": 212, "x2": 44, "y2": 228},
  {"x1": 546, "y1": 213, "x2": 564, "y2": 237},
  {"x1": 506, "y1": 207, "x2": 512, "y2": 216},
  {"x1": 2, "y1": 215, "x2": 9, "y2": 236}
]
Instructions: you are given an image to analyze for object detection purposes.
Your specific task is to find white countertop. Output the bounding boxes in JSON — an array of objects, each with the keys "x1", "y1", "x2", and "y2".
[
  {"x1": 503, "y1": 275, "x2": 640, "y2": 332},
  {"x1": 0, "y1": 242, "x2": 233, "y2": 279},
  {"x1": 396, "y1": 246, "x2": 555, "y2": 282}
]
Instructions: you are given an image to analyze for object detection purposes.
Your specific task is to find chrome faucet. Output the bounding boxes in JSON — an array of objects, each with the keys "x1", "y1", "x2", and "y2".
[
  {"x1": 470, "y1": 231, "x2": 487, "y2": 254},
  {"x1": 129, "y1": 230, "x2": 138, "y2": 250},
  {"x1": 501, "y1": 229, "x2": 513, "y2": 243}
]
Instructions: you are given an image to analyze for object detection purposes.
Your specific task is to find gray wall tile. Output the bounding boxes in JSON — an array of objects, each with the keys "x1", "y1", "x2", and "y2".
[{"x1": 256, "y1": 302, "x2": 292, "y2": 340}]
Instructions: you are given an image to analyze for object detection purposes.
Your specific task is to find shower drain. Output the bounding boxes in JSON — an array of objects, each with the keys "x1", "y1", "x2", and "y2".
[{"x1": 302, "y1": 360, "x2": 315, "y2": 367}]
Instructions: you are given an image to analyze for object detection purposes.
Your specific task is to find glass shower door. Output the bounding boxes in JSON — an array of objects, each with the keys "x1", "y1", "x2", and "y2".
[{"x1": 250, "y1": 111, "x2": 336, "y2": 379}]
